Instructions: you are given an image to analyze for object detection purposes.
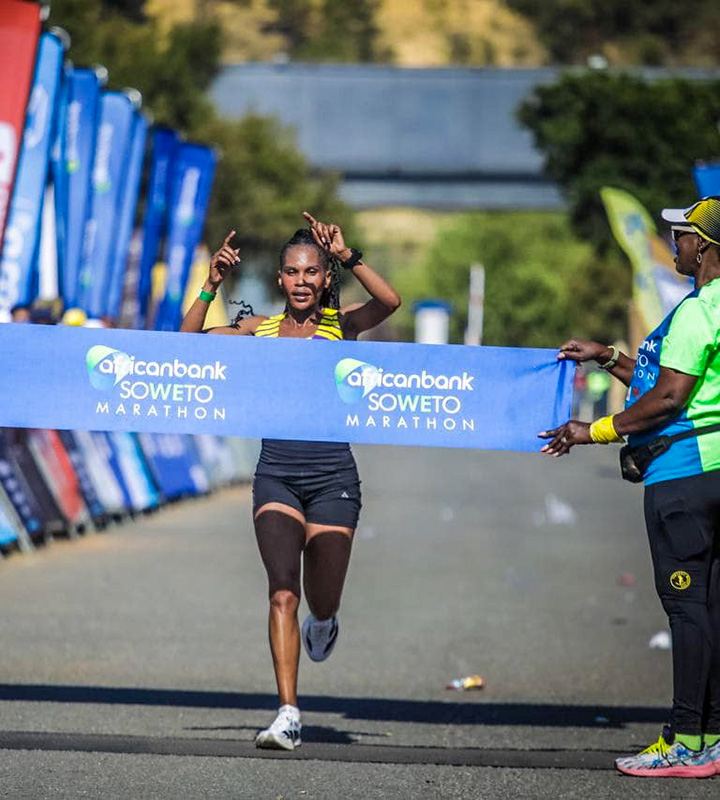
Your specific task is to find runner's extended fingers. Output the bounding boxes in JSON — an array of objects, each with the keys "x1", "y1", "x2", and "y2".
[
  {"x1": 222, "y1": 230, "x2": 237, "y2": 247},
  {"x1": 308, "y1": 225, "x2": 324, "y2": 249},
  {"x1": 316, "y1": 222, "x2": 329, "y2": 246},
  {"x1": 302, "y1": 211, "x2": 317, "y2": 227},
  {"x1": 216, "y1": 247, "x2": 236, "y2": 263}
]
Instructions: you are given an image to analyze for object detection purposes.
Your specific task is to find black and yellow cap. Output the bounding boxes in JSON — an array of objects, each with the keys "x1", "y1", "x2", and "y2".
[{"x1": 662, "y1": 196, "x2": 720, "y2": 246}]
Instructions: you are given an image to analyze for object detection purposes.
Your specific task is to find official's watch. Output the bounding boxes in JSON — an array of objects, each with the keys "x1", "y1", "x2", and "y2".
[{"x1": 341, "y1": 248, "x2": 363, "y2": 269}]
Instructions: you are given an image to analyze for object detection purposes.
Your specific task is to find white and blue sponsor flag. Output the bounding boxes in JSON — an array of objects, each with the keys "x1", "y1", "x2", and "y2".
[
  {"x1": 0, "y1": 31, "x2": 65, "y2": 319},
  {"x1": 104, "y1": 112, "x2": 148, "y2": 320},
  {"x1": 76, "y1": 90, "x2": 136, "y2": 318},
  {"x1": 49, "y1": 61, "x2": 71, "y2": 294},
  {"x1": 137, "y1": 126, "x2": 176, "y2": 328},
  {"x1": 155, "y1": 143, "x2": 216, "y2": 331},
  {"x1": 62, "y1": 68, "x2": 102, "y2": 309}
]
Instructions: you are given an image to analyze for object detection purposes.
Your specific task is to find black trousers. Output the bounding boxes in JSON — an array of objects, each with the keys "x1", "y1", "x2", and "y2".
[{"x1": 644, "y1": 470, "x2": 720, "y2": 734}]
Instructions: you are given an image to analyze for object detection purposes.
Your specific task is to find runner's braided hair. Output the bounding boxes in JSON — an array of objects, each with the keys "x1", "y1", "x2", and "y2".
[{"x1": 229, "y1": 298, "x2": 255, "y2": 327}]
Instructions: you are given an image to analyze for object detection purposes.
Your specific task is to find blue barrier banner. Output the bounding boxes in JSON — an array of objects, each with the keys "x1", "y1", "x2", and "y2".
[
  {"x1": 0, "y1": 326, "x2": 574, "y2": 451},
  {"x1": 88, "y1": 431, "x2": 132, "y2": 512},
  {"x1": 62, "y1": 68, "x2": 102, "y2": 309},
  {"x1": 105, "y1": 113, "x2": 148, "y2": 320},
  {"x1": 57, "y1": 431, "x2": 106, "y2": 520},
  {"x1": 0, "y1": 32, "x2": 65, "y2": 317},
  {"x1": 694, "y1": 163, "x2": 720, "y2": 199},
  {"x1": 72, "y1": 430, "x2": 127, "y2": 514},
  {"x1": 0, "y1": 500, "x2": 18, "y2": 546},
  {"x1": 107, "y1": 432, "x2": 160, "y2": 511},
  {"x1": 0, "y1": 432, "x2": 42, "y2": 535},
  {"x1": 137, "y1": 126, "x2": 176, "y2": 328},
  {"x1": 138, "y1": 433, "x2": 205, "y2": 498},
  {"x1": 155, "y1": 143, "x2": 217, "y2": 331},
  {"x1": 76, "y1": 91, "x2": 135, "y2": 317}
]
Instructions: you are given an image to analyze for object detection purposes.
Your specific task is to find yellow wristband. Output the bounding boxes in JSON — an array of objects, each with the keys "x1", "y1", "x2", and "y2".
[{"x1": 589, "y1": 415, "x2": 624, "y2": 444}]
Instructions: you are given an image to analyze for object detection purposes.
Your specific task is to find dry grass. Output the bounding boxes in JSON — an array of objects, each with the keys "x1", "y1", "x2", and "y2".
[{"x1": 146, "y1": 0, "x2": 546, "y2": 67}]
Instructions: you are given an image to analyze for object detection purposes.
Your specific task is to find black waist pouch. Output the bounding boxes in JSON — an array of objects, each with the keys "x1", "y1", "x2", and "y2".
[
  {"x1": 619, "y1": 423, "x2": 720, "y2": 483},
  {"x1": 619, "y1": 438, "x2": 671, "y2": 483}
]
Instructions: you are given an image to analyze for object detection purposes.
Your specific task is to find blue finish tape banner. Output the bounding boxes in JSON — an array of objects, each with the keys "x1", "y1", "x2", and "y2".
[
  {"x1": 0, "y1": 326, "x2": 573, "y2": 451},
  {"x1": 137, "y1": 126, "x2": 176, "y2": 328},
  {"x1": 76, "y1": 91, "x2": 135, "y2": 317},
  {"x1": 0, "y1": 32, "x2": 65, "y2": 317},
  {"x1": 155, "y1": 143, "x2": 217, "y2": 331},
  {"x1": 105, "y1": 113, "x2": 148, "y2": 320},
  {"x1": 62, "y1": 68, "x2": 102, "y2": 309}
]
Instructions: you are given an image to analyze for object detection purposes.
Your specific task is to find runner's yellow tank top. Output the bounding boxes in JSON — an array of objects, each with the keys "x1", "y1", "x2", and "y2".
[{"x1": 253, "y1": 308, "x2": 343, "y2": 340}]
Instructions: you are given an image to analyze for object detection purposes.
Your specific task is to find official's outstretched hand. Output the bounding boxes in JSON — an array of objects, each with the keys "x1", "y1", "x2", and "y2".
[
  {"x1": 538, "y1": 420, "x2": 592, "y2": 456},
  {"x1": 558, "y1": 339, "x2": 610, "y2": 364}
]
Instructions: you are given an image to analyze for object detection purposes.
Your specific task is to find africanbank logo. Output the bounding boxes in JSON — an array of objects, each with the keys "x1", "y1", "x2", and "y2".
[
  {"x1": 86, "y1": 345, "x2": 229, "y2": 391},
  {"x1": 334, "y1": 359, "x2": 380, "y2": 404},
  {"x1": 86, "y1": 345, "x2": 132, "y2": 390},
  {"x1": 334, "y1": 358, "x2": 476, "y2": 405}
]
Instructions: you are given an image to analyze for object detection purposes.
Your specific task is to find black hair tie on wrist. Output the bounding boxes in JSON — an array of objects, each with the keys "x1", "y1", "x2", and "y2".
[{"x1": 341, "y1": 248, "x2": 363, "y2": 269}]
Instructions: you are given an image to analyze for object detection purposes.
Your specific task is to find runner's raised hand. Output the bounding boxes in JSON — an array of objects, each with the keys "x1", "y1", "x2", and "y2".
[
  {"x1": 208, "y1": 230, "x2": 241, "y2": 288},
  {"x1": 303, "y1": 212, "x2": 348, "y2": 259}
]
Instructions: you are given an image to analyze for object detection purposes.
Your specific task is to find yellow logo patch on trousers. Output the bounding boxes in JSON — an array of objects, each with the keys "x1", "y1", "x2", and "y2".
[{"x1": 670, "y1": 571, "x2": 692, "y2": 591}]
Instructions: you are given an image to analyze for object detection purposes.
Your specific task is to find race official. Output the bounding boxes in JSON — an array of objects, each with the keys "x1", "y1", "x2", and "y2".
[{"x1": 540, "y1": 195, "x2": 720, "y2": 779}]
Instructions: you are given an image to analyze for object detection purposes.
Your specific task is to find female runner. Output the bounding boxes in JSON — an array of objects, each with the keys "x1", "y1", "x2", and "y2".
[{"x1": 181, "y1": 213, "x2": 401, "y2": 750}]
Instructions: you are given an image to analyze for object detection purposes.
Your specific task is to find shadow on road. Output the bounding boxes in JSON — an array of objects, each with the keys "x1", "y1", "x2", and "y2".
[{"x1": 0, "y1": 684, "x2": 667, "y2": 729}]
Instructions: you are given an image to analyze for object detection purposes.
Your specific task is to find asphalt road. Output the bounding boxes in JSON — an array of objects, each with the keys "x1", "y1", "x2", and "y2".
[{"x1": 0, "y1": 443, "x2": 717, "y2": 798}]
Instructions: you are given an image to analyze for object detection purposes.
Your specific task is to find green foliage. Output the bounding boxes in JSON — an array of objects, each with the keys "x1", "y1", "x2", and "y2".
[
  {"x1": 518, "y1": 72, "x2": 720, "y2": 249},
  {"x1": 391, "y1": 212, "x2": 630, "y2": 347},
  {"x1": 49, "y1": 0, "x2": 221, "y2": 130},
  {"x1": 507, "y1": 0, "x2": 720, "y2": 66},
  {"x1": 267, "y1": 0, "x2": 389, "y2": 62},
  {"x1": 266, "y1": 0, "x2": 314, "y2": 53},
  {"x1": 102, "y1": 0, "x2": 147, "y2": 21}
]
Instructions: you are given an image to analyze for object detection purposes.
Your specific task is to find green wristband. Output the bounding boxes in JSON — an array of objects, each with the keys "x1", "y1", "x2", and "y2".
[{"x1": 199, "y1": 289, "x2": 216, "y2": 303}]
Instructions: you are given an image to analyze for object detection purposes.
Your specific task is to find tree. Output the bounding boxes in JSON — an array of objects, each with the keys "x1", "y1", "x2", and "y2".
[
  {"x1": 391, "y1": 213, "x2": 625, "y2": 347},
  {"x1": 518, "y1": 71, "x2": 720, "y2": 249},
  {"x1": 507, "y1": 0, "x2": 720, "y2": 66},
  {"x1": 49, "y1": 0, "x2": 222, "y2": 130},
  {"x1": 265, "y1": 0, "x2": 314, "y2": 53},
  {"x1": 266, "y1": 0, "x2": 389, "y2": 63}
]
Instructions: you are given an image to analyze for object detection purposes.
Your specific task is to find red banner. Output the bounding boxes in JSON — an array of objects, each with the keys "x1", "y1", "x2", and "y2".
[{"x1": 0, "y1": 0, "x2": 41, "y2": 249}]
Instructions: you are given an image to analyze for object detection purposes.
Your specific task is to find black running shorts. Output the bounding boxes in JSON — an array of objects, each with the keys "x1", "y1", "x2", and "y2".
[{"x1": 253, "y1": 468, "x2": 362, "y2": 529}]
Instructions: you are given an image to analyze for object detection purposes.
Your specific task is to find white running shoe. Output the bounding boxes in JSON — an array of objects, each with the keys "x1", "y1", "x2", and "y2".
[
  {"x1": 301, "y1": 614, "x2": 339, "y2": 662},
  {"x1": 255, "y1": 705, "x2": 302, "y2": 751}
]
